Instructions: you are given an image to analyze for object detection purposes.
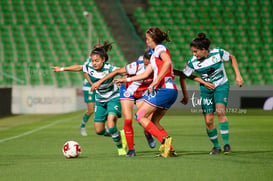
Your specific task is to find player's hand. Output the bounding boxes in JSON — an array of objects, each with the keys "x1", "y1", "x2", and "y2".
[
  {"x1": 114, "y1": 78, "x2": 126, "y2": 85},
  {"x1": 51, "y1": 66, "x2": 61, "y2": 72},
  {"x1": 204, "y1": 82, "x2": 215, "y2": 90},
  {"x1": 148, "y1": 81, "x2": 157, "y2": 93},
  {"x1": 181, "y1": 95, "x2": 189, "y2": 105},
  {"x1": 91, "y1": 82, "x2": 100, "y2": 91},
  {"x1": 236, "y1": 76, "x2": 244, "y2": 87}
]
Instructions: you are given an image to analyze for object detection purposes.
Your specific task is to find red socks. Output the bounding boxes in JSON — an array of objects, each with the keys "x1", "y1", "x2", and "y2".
[
  {"x1": 124, "y1": 119, "x2": 134, "y2": 150},
  {"x1": 144, "y1": 121, "x2": 164, "y2": 143}
]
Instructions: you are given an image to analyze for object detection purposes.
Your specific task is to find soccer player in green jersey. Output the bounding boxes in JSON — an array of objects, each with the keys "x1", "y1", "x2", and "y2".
[
  {"x1": 83, "y1": 44, "x2": 127, "y2": 156},
  {"x1": 182, "y1": 33, "x2": 244, "y2": 155},
  {"x1": 51, "y1": 42, "x2": 111, "y2": 137}
]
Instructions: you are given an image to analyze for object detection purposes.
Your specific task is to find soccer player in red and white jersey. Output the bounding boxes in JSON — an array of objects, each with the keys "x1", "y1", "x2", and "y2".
[
  {"x1": 115, "y1": 27, "x2": 188, "y2": 157},
  {"x1": 91, "y1": 50, "x2": 156, "y2": 157}
]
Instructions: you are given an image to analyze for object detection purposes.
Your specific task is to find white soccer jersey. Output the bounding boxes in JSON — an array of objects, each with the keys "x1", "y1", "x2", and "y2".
[{"x1": 125, "y1": 56, "x2": 153, "y2": 98}]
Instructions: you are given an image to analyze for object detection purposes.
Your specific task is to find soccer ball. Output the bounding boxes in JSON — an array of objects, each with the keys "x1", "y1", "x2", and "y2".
[{"x1": 62, "y1": 141, "x2": 81, "y2": 158}]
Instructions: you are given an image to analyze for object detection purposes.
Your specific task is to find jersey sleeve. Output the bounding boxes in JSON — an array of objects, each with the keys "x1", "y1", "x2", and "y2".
[
  {"x1": 82, "y1": 62, "x2": 89, "y2": 73},
  {"x1": 125, "y1": 62, "x2": 138, "y2": 75},
  {"x1": 182, "y1": 58, "x2": 195, "y2": 77},
  {"x1": 183, "y1": 65, "x2": 195, "y2": 77},
  {"x1": 219, "y1": 48, "x2": 230, "y2": 62},
  {"x1": 154, "y1": 45, "x2": 167, "y2": 58}
]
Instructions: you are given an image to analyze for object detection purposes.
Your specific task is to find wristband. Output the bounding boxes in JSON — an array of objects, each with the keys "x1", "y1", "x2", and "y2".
[
  {"x1": 126, "y1": 77, "x2": 131, "y2": 82},
  {"x1": 60, "y1": 67, "x2": 64, "y2": 71}
]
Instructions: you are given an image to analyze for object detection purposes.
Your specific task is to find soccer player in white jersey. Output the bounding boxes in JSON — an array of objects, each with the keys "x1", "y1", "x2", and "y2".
[
  {"x1": 182, "y1": 32, "x2": 244, "y2": 155},
  {"x1": 115, "y1": 27, "x2": 188, "y2": 158},
  {"x1": 91, "y1": 50, "x2": 156, "y2": 157},
  {"x1": 51, "y1": 43, "x2": 111, "y2": 137},
  {"x1": 83, "y1": 44, "x2": 127, "y2": 156}
]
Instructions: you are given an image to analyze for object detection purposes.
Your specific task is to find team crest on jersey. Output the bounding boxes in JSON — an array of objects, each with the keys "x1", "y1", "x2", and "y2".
[
  {"x1": 124, "y1": 91, "x2": 130, "y2": 97},
  {"x1": 103, "y1": 71, "x2": 108, "y2": 76},
  {"x1": 212, "y1": 56, "x2": 217, "y2": 63}
]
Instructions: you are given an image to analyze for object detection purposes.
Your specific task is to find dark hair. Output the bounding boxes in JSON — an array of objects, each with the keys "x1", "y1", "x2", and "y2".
[
  {"x1": 90, "y1": 41, "x2": 113, "y2": 61},
  {"x1": 190, "y1": 33, "x2": 211, "y2": 50},
  {"x1": 143, "y1": 50, "x2": 151, "y2": 60},
  {"x1": 146, "y1": 27, "x2": 171, "y2": 44}
]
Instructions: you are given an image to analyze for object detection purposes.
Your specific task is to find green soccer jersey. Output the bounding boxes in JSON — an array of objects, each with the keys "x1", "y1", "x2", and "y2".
[
  {"x1": 183, "y1": 48, "x2": 230, "y2": 87},
  {"x1": 83, "y1": 61, "x2": 120, "y2": 103}
]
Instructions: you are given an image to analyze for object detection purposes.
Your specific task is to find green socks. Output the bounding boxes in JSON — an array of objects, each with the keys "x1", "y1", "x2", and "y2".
[
  {"x1": 219, "y1": 122, "x2": 229, "y2": 145},
  {"x1": 207, "y1": 122, "x2": 230, "y2": 148},
  {"x1": 207, "y1": 128, "x2": 220, "y2": 148},
  {"x1": 80, "y1": 113, "x2": 90, "y2": 128},
  {"x1": 108, "y1": 126, "x2": 122, "y2": 149}
]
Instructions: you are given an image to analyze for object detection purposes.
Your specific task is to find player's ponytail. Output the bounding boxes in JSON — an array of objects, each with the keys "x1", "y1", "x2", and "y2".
[
  {"x1": 146, "y1": 27, "x2": 171, "y2": 44},
  {"x1": 190, "y1": 32, "x2": 211, "y2": 50},
  {"x1": 90, "y1": 41, "x2": 113, "y2": 62},
  {"x1": 91, "y1": 47, "x2": 109, "y2": 61}
]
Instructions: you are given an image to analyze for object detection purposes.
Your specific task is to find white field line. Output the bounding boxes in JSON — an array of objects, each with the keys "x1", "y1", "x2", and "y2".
[{"x1": 0, "y1": 115, "x2": 79, "y2": 143}]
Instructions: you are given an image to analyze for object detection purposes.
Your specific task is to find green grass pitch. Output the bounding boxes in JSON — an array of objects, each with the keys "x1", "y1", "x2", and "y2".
[{"x1": 0, "y1": 109, "x2": 273, "y2": 181}]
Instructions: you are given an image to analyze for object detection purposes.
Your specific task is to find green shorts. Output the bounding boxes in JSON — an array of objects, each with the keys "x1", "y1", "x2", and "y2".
[
  {"x1": 200, "y1": 82, "x2": 229, "y2": 114},
  {"x1": 83, "y1": 90, "x2": 95, "y2": 103},
  {"x1": 94, "y1": 97, "x2": 122, "y2": 122}
]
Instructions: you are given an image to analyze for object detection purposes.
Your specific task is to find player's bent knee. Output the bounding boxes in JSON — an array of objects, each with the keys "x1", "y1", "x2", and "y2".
[
  {"x1": 96, "y1": 130, "x2": 106, "y2": 136},
  {"x1": 134, "y1": 109, "x2": 146, "y2": 123}
]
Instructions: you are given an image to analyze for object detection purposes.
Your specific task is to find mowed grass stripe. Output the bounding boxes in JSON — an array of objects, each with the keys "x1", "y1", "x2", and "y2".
[{"x1": 0, "y1": 112, "x2": 82, "y2": 143}]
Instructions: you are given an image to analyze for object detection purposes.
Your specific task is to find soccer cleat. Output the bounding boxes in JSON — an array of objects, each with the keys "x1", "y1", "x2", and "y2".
[
  {"x1": 170, "y1": 149, "x2": 177, "y2": 157},
  {"x1": 209, "y1": 147, "x2": 222, "y2": 155},
  {"x1": 126, "y1": 149, "x2": 136, "y2": 157},
  {"x1": 155, "y1": 149, "x2": 177, "y2": 158},
  {"x1": 120, "y1": 129, "x2": 128, "y2": 150},
  {"x1": 223, "y1": 144, "x2": 231, "y2": 154},
  {"x1": 116, "y1": 129, "x2": 127, "y2": 156},
  {"x1": 144, "y1": 131, "x2": 156, "y2": 148},
  {"x1": 160, "y1": 136, "x2": 173, "y2": 158},
  {"x1": 118, "y1": 148, "x2": 127, "y2": 156},
  {"x1": 80, "y1": 127, "x2": 88, "y2": 136}
]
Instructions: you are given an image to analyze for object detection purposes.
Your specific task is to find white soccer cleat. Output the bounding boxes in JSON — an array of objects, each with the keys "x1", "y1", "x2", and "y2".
[{"x1": 80, "y1": 127, "x2": 88, "y2": 136}]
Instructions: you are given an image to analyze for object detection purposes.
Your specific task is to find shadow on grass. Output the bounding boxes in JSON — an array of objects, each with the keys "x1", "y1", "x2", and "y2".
[
  {"x1": 135, "y1": 149, "x2": 273, "y2": 157},
  {"x1": 176, "y1": 150, "x2": 273, "y2": 156}
]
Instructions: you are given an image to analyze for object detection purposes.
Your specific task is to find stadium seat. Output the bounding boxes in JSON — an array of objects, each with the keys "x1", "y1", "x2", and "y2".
[
  {"x1": 0, "y1": 0, "x2": 127, "y2": 87},
  {"x1": 133, "y1": 0, "x2": 273, "y2": 85}
]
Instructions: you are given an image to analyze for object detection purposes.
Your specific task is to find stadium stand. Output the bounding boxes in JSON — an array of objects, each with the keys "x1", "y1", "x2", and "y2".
[
  {"x1": 0, "y1": 0, "x2": 272, "y2": 87},
  {"x1": 134, "y1": 0, "x2": 273, "y2": 85},
  {"x1": 0, "y1": 0, "x2": 127, "y2": 87}
]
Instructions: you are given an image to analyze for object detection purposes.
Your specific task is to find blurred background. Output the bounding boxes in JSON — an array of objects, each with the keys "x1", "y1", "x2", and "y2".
[{"x1": 0, "y1": 0, "x2": 272, "y2": 115}]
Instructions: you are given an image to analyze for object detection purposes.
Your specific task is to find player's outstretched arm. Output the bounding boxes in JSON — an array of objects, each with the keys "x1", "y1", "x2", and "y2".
[{"x1": 51, "y1": 65, "x2": 83, "y2": 72}]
